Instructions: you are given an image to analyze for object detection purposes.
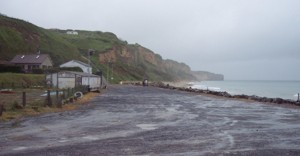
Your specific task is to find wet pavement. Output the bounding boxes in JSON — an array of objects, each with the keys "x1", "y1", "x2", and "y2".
[{"x1": 1, "y1": 85, "x2": 300, "y2": 156}]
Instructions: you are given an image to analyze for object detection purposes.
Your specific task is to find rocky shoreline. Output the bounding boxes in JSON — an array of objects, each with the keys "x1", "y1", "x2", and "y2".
[{"x1": 125, "y1": 81, "x2": 300, "y2": 106}]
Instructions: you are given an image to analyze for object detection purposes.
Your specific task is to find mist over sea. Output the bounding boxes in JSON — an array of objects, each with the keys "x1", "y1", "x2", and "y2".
[{"x1": 191, "y1": 80, "x2": 300, "y2": 101}]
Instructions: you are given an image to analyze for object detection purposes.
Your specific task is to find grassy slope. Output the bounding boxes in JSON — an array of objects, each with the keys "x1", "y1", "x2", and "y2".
[
  {"x1": 0, "y1": 16, "x2": 38, "y2": 60},
  {"x1": 0, "y1": 15, "x2": 196, "y2": 83}
]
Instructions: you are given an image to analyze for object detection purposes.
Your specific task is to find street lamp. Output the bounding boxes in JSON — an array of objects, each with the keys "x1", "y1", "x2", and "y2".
[
  {"x1": 107, "y1": 60, "x2": 110, "y2": 83},
  {"x1": 111, "y1": 62, "x2": 113, "y2": 80},
  {"x1": 87, "y1": 49, "x2": 94, "y2": 90}
]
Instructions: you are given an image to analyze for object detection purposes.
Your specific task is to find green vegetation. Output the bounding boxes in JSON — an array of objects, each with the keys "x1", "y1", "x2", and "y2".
[
  {"x1": 0, "y1": 89, "x2": 99, "y2": 121},
  {"x1": 0, "y1": 73, "x2": 99, "y2": 121},
  {"x1": 0, "y1": 15, "x2": 40, "y2": 60},
  {"x1": 0, "y1": 14, "x2": 201, "y2": 121},
  {"x1": 0, "y1": 73, "x2": 45, "y2": 87},
  {"x1": 0, "y1": 14, "x2": 197, "y2": 83}
]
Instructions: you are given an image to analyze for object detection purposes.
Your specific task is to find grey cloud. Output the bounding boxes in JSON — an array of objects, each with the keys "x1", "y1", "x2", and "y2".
[{"x1": 1, "y1": 0, "x2": 300, "y2": 80}]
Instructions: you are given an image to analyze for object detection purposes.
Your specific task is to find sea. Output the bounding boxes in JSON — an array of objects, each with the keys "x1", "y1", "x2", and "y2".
[{"x1": 190, "y1": 80, "x2": 300, "y2": 101}]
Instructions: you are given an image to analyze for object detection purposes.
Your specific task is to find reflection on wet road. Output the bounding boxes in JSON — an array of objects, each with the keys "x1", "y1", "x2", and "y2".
[{"x1": 1, "y1": 85, "x2": 300, "y2": 155}]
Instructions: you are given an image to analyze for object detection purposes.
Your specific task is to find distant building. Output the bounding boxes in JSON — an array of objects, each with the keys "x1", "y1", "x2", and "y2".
[
  {"x1": 60, "y1": 60, "x2": 92, "y2": 74},
  {"x1": 66, "y1": 31, "x2": 78, "y2": 35},
  {"x1": 10, "y1": 54, "x2": 53, "y2": 72}
]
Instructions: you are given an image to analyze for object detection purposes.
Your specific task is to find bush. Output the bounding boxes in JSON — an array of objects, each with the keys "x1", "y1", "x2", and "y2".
[
  {"x1": 44, "y1": 68, "x2": 60, "y2": 74},
  {"x1": 44, "y1": 67, "x2": 83, "y2": 74},
  {"x1": 9, "y1": 101, "x2": 23, "y2": 111},
  {"x1": 0, "y1": 65, "x2": 22, "y2": 73},
  {"x1": 59, "y1": 67, "x2": 83, "y2": 72},
  {"x1": 32, "y1": 68, "x2": 44, "y2": 74}
]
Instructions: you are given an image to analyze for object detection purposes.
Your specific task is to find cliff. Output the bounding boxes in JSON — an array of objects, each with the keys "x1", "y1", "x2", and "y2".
[
  {"x1": 192, "y1": 71, "x2": 224, "y2": 81},
  {"x1": 98, "y1": 44, "x2": 196, "y2": 81},
  {"x1": 0, "y1": 14, "x2": 222, "y2": 83}
]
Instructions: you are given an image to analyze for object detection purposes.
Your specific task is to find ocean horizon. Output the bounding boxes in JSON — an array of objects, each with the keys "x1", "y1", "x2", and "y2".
[{"x1": 190, "y1": 80, "x2": 300, "y2": 101}]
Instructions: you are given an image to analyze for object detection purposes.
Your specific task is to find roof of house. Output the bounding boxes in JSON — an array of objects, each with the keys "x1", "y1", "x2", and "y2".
[
  {"x1": 61, "y1": 60, "x2": 91, "y2": 67},
  {"x1": 10, "y1": 54, "x2": 51, "y2": 64}
]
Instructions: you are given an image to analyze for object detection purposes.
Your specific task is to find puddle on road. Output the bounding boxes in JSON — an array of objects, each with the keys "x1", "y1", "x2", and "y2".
[
  {"x1": 82, "y1": 135, "x2": 100, "y2": 141},
  {"x1": 136, "y1": 124, "x2": 157, "y2": 130},
  {"x1": 13, "y1": 146, "x2": 28, "y2": 151},
  {"x1": 58, "y1": 138, "x2": 69, "y2": 143}
]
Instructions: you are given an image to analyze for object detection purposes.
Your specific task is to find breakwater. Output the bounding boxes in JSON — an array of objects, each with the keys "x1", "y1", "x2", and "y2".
[{"x1": 122, "y1": 81, "x2": 300, "y2": 106}]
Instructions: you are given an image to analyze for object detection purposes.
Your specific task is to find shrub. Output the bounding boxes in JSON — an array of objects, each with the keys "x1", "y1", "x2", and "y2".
[
  {"x1": 32, "y1": 68, "x2": 44, "y2": 74},
  {"x1": 0, "y1": 65, "x2": 22, "y2": 73},
  {"x1": 59, "y1": 67, "x2": 83, "y2": 72},
  {"x1": 9, "y1": 101, "x2": 23, "y2": 111}
]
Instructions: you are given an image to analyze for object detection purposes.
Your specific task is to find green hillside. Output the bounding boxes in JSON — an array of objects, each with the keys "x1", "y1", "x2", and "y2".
[{"x1": 0, "y1": 15, "x2": 199, "y2": 83}]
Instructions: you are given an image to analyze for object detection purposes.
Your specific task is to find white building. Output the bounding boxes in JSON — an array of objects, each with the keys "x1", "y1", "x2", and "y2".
[
  {"x1": 46, "y1": 71, "x2": 106, "y2": 91},
  {"x1": 66, "y1": 31, "x2": 78, "y2": 35},
  {"x1": 60, "y1": 60, "x2": 92, "y2": 74}
]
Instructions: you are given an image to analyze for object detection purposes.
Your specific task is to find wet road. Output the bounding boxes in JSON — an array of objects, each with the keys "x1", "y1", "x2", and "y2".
[{"x1": 1, "y1": 85, "x2": 300, "y2": 155}]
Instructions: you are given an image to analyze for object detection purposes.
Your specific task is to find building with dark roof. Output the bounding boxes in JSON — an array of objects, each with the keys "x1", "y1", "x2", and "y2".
[{"x1": 10, "y1": 54, "x2": 53, "y2": 72}]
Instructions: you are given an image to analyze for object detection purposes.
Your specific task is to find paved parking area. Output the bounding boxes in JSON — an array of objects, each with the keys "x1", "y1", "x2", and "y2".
[{"x1": 1, "y1": 85, "x2": 300, "y2": 155}]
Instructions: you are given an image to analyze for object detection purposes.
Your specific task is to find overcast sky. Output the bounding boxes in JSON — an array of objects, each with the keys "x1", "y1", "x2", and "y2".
[{"x1": 1, "y1": 0, "x2": 300, "y2": 80}]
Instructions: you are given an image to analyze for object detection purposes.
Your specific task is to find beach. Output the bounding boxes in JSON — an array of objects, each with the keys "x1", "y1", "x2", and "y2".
[{"x1": 1, "y1": 85, "x2": 300, "y2": 155}]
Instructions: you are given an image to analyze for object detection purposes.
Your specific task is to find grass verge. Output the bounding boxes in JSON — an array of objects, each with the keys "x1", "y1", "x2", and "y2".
[{"x1": 0, "y1": 92, "x2": 99, "y2": 122}]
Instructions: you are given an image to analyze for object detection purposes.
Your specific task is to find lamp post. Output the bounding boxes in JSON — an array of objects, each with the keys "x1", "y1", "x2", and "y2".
[
  {"x1": 111, "y1": 62, "x2": 113, "y2": 81},
  {"x1": 87, "y1": 49, "x2": 94, "y2": 90},
  {"x1": 107, "y1": 60, "x2": 110, "y2": 84}
]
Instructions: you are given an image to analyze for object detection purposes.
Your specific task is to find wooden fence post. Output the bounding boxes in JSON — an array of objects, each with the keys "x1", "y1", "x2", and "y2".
[
  {"x1": 22, "y1": 92, "x2": 26, "y2": 107},
  {"x1": 67, "y1": 88, "x2": 70, "y2": 98},
  {"x1": 0, "y1": 104, "x2": 3, "y2": 116},
  {"x1": 56, "y1": 90, "x2": 59, "y2": 103},
  {"x1": 62, "y1": 89, "x2": 65, "y2": 99},
  {"x1": 46, "y1": 90, "x2": 52, "y2": 107},
  {"x1": 71, "y1": 88, "x2": 74, "y2": 103},
  {"x1": 56, "y1": 90, "x2": 62, "y2": 108}
]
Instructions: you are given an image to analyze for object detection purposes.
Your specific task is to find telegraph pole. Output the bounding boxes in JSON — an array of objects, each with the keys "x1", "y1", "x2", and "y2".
[
  {"x1": 88, "y1": 50, "x2": 90, "y2": 87},
  {"x1": 87, "y1": 49, "x2": 94, "y2": 90},
  {"x1": 111, "y1": 63, "x2": 113, "y2": 81},
  {"x1": 107, "y1": 60, "x2": 110, "y2": 84}
]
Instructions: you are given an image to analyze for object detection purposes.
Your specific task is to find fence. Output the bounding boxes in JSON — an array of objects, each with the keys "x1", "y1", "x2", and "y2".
[
  {"x1": 0, "y1": 85, "x2": 89, "y2": 116},
  {"x1": 44, "y1": 85, "x2": 89, "y2": 108},
  {"x1": 0, "y1": 82, "x2": 46, "y2": 89}
]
